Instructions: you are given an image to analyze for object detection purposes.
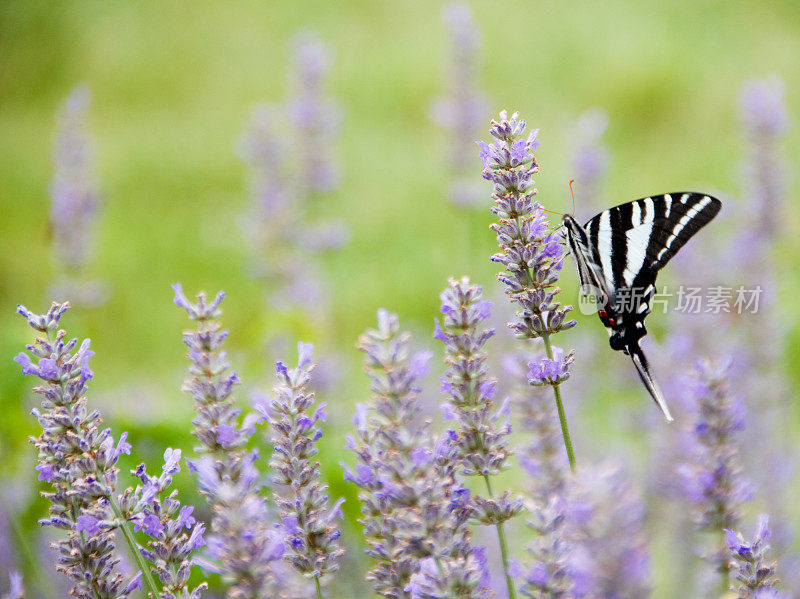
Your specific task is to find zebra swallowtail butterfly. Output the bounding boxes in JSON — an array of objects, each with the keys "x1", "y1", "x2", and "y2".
[{"x1": 563, "y1": 192, "x2": 722, "y2": 421}]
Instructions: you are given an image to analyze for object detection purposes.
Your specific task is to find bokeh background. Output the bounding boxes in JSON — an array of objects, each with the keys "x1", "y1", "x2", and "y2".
[{"x1": 2, "y1": 1, "x2": 799, "y2": 597}]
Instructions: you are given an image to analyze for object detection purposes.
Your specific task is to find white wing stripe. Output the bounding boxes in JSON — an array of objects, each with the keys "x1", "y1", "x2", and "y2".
[
  {"x1": 642, "y1": 197, "x2": 654, "y2": 224},
  {"x1": 662, "y1": 196, "x2": 712, "y2": 256},
  {"x1": 597, "y1": 210, "x2": 615, "y2": 289},
  {"x1": 623, "y1": 222, "x2": 652, "y2": 286}
]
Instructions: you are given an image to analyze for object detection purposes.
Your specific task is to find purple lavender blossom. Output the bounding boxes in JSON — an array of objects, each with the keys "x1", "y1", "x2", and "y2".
[
  {"x1": 527, "y1": 346, "x2": 575, "y2": 387},
  {"x1": 678, "y1": 358, "x2": 752, "y2": 587},
  {"x1": 505, "y1": 351, "x2": 572, "y2": 598},
  {"x1": 289, "y1": 31, "x2": 343, "y2": 196},
  {"x1": 401, "y1": 433, "x2": 493, "y2": 598},
  {"x1": 49, "y1": 85, "x2": 106, "y2": 306},
  {"x1": 174, "y1": 284, "x2": 285, "y2": 597},
  {"x1": 479, "y1": 110, "x2": 577, "y2": 470},
  {"x1": 346, "y1": 309, "x2": 491, "y2": 597},
  {"x1": 740, "y1": 77, "x2": 788, "y2": 241},
  {"x1": 436, "y1": 277, "x2": 523, "y2": 597},
  {"x1": 563, "y1": 463, "x2": 651, "y2": 598},
  {"x1": 725, "y1": 514, "x2": 785, "y2": 598},
  {"x1": 238, "y1": 33, "x2": 347, "y2": 312},
  {"x1": 14, "y1": 302, "x2": 144, "y2": 598},
  {"x1": 267, "y1": 343, "x2": 344, "y2": 592},
  {"x1": 118, "y1": 448, "x2": 208, "y2": 598},
  {"x1": 430, "y1": 2, "x2": 490, "y2": 208},
  {"x1": 1, "y1": 573, "x2": 23, "y2": 599}
]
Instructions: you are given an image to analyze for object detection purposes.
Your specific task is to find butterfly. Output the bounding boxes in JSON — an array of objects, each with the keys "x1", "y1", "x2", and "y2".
[{"x1": 562, "y1": 192, "x2": 722, "y2": 421}]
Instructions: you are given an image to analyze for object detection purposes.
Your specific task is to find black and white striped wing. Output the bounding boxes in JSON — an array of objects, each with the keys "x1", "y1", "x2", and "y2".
[{"x1": 584, "y1": 192, "x2": 722, "y2": 315}]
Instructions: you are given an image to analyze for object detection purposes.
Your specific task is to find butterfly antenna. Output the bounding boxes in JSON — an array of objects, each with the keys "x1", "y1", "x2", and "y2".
[
  {"x1": 569, "y1": 179, "x2": 576, "y2": 217},
  {"x1": 541, "y1": 207, "x2": 565, "y2": 217}
]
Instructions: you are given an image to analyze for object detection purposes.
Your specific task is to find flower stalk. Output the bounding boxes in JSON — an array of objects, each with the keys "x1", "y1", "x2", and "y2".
[
  {"x1": 435, "y1": 277, "x2": 523, "y2": 598},
  {"x1": 478, "y1": 110, "x2": 577, "y2": 471}
]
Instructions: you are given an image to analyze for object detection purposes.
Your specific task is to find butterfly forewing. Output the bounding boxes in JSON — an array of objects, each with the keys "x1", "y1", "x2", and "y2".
[{"x1": 585, "y1": 193, "x2": 722, "y2": 285}]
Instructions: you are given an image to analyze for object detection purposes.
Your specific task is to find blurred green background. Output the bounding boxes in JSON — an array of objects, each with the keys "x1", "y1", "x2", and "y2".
[{"x1": 1, "y1": 1, "x2": 799, "y2": 597}]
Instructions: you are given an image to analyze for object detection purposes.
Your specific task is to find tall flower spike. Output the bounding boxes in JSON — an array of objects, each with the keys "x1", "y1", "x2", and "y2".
[
  {"x1": 402, "y1": 432, "x2": 493, "y2": 598},
  {"x1": 504, "y1": 352, "x2": 572, "y2": 597},
  {"x1": 14, "y1": 302, "x2": 153, "y2": 598},
  {"x1": 238, "y1": 32, "x2": 347, "y2": 313},
  {"x1": 431, "y1": 2, "x2": 490, "y2": 208},
  {"x1": 478, "y1": 110, "x2": 577, "y2": 470},
  {"x1": 346, "y1": 310, "x2": 490, "y2": 597},
  {"x1": 725, "y1": 514, "x2": 784, "y2": 598},
  {"x1": 678, "y1": 357, "x2": 752, "y2": 592},
  {"x1": 174, "y1": 284, "x2": 284, "y2": 598},
  {"x1": 563, "y1": 462, "x2": 652, "y2": 599},
  {"x1": 267, "y1": 343, "x2": 344, "y2": 595},
  {"x1": 436, "y1": 277, "x2": 523, "y2": 599},
  {"x1": 49, "y1": 85, "x2": 106, "y2": 305},
  {"x1": 290, "y1": 31, "x2": 343, "y2": 197}
]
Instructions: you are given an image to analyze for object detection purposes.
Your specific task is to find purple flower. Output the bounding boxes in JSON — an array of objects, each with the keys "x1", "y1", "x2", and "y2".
[
  {"x1": 76, "y1": 515, "x2": 101, "y2": 536},
  {"x1": 48, "y1": 85, "x2": 107, "y2": 306},
  {"x1": 347, "y1": 310, "x2": 492, "y2": 597},
  {"x1": 176, "y1": 286, "x2": 284, "y2": 595},
  {"x1": 563, "y1": 462, "x2": 652, "y2": 599},
  {"x1": 528, "y1": 346, "x2": 575, "y2": 386},
  {"x1": 14, "y1": 301, "x2": 143, "y2": 597},
  {"x1": 35, "y1": 463, "x2": 56, "y2": 482},
  {"x1": 436, "y1": 278, "x2": 517, "y2": 487},
  {"x1": 726, "y1": 514, "x2": 783, "y2": 597},
  {"x1": 267, "y1": 342, "x2": 344, "y2": 583},
  {"x1": 679, "y1": 357, "x2": 752, "y2": 578},
  {"x1": 435, "y1": 279, "x2": 523, "y2": 596},
  {"x1": 3, "y1": 571, "x2": 24, "y2": 599},
  {"x1": 162, "y1": 447, "x2": 182, "y2": 474},
  {"x1": 480, "y1": 110, "x2": 576, "y2": 342},
  {"x1": 177, "y1": 505, "x2": 196, "y2": 530},
  {"x1": 430, "y1": 3, "x2": 490, "y2": 208}
]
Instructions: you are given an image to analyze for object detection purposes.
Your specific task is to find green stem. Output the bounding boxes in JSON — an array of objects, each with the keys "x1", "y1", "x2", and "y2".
[
  {"x1": 482, "y1": 475, "x2": 517, "y2": 599},
  {"x1": 109, "y1": 496, "x2": 160, "y2": 598},
  {"x1": 541, "y1": 333, "x2": 576, "y2": 472},
  {"x1": 315, "y1": 576, "x2": 324, "y2": 599}
]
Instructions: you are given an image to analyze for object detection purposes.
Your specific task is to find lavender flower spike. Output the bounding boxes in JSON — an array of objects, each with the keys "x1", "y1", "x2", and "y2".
[
  {"x1": 505, "y1": 353, "x2": 572, "y2": 598},
  {"x1": 14, "y1": 302, "x2": 148, "y2": 598},
  {"x1": 436, "y1": 277, "x2": 523, "y2": 598},
  {"x1": 175, "y1": 284, "x2": 283, "y2": 597},
  {"x1": 289, "y1": 31, "x2": 343, "y2": 197},
  {"x1": 564, "y1": 463, "x2": 652, "y2": 599},
  {"x1": 479, "y1": 109, "x2": 577, "y2": 470},
  {"x1": 347, "y1": 310, "x2": 491, "y2": 597},
  {"x1": 268, "y1": 342, "x2": 344, "y2": 594},
  {"x1": 431, "y1": 2, "x2": 490, "y2": 208},
  {"x1": 678, "y1": 357, "x2": 752, "y2": 590},
  {"x1": 49, "y1": 85, "x2": 106, "y2": 305},
  {"x1": 725, "y1": 514, "x2": 784, "y2": 598}
]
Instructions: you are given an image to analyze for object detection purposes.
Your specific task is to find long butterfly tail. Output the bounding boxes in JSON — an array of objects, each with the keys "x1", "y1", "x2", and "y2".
[{"x1": 628, "y1": 343, "x2": 673, "y2": 422}]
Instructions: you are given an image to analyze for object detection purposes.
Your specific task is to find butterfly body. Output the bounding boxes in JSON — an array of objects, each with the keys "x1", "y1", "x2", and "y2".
[{"x1": 563, "y1": 192, "x2": 722, "y2": 421}]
